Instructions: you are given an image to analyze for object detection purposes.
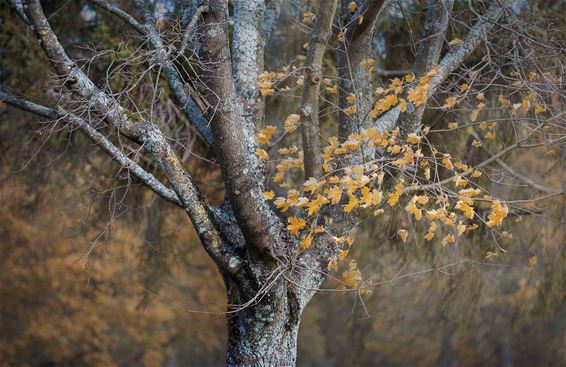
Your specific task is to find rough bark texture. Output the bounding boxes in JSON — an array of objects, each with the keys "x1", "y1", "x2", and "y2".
[{"x1": 225, "y1": 283, "x2": 301, "y2": 367}]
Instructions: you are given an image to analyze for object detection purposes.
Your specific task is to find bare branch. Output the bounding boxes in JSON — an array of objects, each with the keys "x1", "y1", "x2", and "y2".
[
  {"x1": 300, "y1": 0, "x2": 338, "y2": 179},
  {"x1": 90, "y1": 0, "x2": 214, "y2": 146},
  {"x1": 200, "y1": 0, "x2": 285, "y2": 260},
  {"x1": 22, "y1": 0, "x2": 240, "y2": 275},
  {"x1": 337, "y1": 0, "x2": 388, "y2": 163},
  {"x1": 378, "y1": 0, "x2": 511, "y2": 133},
  {"x1": 0, "y1": 90, "x2": 182, "y2": 205},
  {"x1": 263, "y1": 0, "x2": 282, "y2": 45},
  {"x1": 87, "y1": 0, "x2": 145, "y2": 33},
  {"x1": 232, "y1": 0, "x2": 266, "y2": 126},
  {"x1": 396, "y1": 0, "x2": 454, "y2": 135}
]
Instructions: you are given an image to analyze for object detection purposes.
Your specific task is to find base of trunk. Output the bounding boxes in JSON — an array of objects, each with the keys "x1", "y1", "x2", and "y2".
[{"x1": 225, "y1": 285, "x2": 301, "y2": 366}]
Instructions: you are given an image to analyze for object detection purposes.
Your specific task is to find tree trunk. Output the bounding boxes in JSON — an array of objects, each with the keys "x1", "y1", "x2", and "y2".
[{"x1": 225, "y1": 283, "x2": 302, "y2": 367}]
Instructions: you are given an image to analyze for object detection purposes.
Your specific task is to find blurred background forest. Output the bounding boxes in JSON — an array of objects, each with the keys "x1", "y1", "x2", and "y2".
[{"x1": 0, "y1": 1, "x2": 565, "y2": 366}]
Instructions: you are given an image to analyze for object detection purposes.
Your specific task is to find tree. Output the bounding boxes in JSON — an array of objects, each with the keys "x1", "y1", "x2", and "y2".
[{"x1": 1, "y1": 0, "x2": 564, "y2": 366}]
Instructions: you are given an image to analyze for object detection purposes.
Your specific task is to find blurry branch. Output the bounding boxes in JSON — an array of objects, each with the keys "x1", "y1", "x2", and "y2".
[
  {"x1": 300, "y1": 0, "x2": 337, "y2": 178},
  {"x1": 20, "y1": 0, "x2": 242, "y2": 276},
  {"x1": 89, "y1": 0, "x2": 214, "y2": 146},
  {"x1": 7, "y1": 0, "x2": 29, "y2": 24},
  {"x1": 470, "y1": 129, "x2": 560, "y2": 194},
  {"x1": 0, "y1": 90, "x2": 182, "y2": 206},
  {"x1": 263, "y1": 0, "x2": 282, "y2": 45}
]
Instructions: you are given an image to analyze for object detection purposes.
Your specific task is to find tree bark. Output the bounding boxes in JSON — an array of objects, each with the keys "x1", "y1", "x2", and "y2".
[{"x1": 224, "y1": 282, "x2": 303, "y2": 367}]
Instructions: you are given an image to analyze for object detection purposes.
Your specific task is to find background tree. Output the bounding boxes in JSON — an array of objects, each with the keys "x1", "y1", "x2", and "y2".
[{"x1": 1, "y1": 0, "x2": 564, "y2": 366}]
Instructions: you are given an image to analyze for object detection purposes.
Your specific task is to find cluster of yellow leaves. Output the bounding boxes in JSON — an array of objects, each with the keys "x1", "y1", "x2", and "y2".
[
  {"x1": 256, "y1": 70, "x2": 289, "y2": 96},
  {"x1": 486, "y1": 200, "x2": 509, "y2": 227},
  {"x1": 337, "y1": 260, "x2": 371, "y2": 295},
  {"x1": 255, "y1": 148, "x2": 268, "y2": 161},
  {"x1": 284, "y1": 114, "x2": 301, "y2": 133},
  {"x1": 256, "y1": 125, "x2": 277, "y2": 144},
  {"x1": 407, "y1": 66, "x2": 437, "y2": 107},
  {"x1": 287, "y1": 216, "x2": 306, "y2": 234}
]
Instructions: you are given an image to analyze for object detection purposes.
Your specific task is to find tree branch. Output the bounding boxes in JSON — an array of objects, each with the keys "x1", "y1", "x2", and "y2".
[
  {"x1": 263, "y1": 0, "x2": 282, "y2": 45},
  {"x1": 337, "y1": 0, "x2": 387, "y2": 164},
  {"x1": 89, "y1": 0, "x2": 214, "y2": 146},
  {"x1": 396, "y1": 0, "x2": 454, "y2": 135},
  {"x1": 22, "y1": 0, "x2": 240, "y2": 275},
  {"x1": 200, "y1": 0, "x2": 285, "y2": 260},
  {"x1": 300, "y1": 0, "x2": 337, "y2": 179},
  {"x1": 87, "y1": 0, "x2": 145, "y2": 33},
  {"x1": 377, "y1": 0, "x2": 510, "y2": 133},
  {"x1": 232, "y1": 0, "x2": 266, "y2": 126},
  {"x1": 0, "y1": 90, "x2": 182, "y2": 206}
]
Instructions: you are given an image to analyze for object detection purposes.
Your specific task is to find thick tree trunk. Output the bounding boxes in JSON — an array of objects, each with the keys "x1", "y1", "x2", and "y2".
[
  {"x1": 225, "y1": 285, "x2": 302, "y2": 367},
  {"x1": 226, "y1": 309, "x2": 299, "y2": 366}
]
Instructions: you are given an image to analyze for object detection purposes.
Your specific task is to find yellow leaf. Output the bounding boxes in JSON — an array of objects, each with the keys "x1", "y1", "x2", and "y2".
[
  {"x1": 399, "y1": 98, "x2": 407, "y2": 112},
  {"x1": 442, "y1": 154, "x2": 454, "y2": 170},
  {"x1": 449, "y1": 38, "x2": 462, "y2": 46},
  {"x1": 346, "y1": 93, "x2": 357, "y2": 104},
  {"x1": 307, "y1": 194, "x2": 329, "y2": 216},
  {"x1": 485, "y1": 131, "x2": 496, "y2": 140},
  {"x1": 498, "y1": 95, "x2": 511, "y2": 108},
  {"x1": 284, "y1": 114, "x2": 301, "y2": 133},
  {"x1": 387, "y1": 183, "x2": 404, "y2": 206},
  {"x1": 287, "y1": 217, "x2": 306, "y2": 234},
  {"x1": 407, "y1": 133, "x2": 421, "y2": 144},
  {"x1": 303, "y1": 177, "x2": 325, "y2": 193},
  {"x1": 260, "y1": 88, "x2": 275, "y2": 96},
  {"x1": 455, "y1": 200, "x2": 475, "y2": 219},
  {"x1": 359, "y1": 58, "x2": 375, "y2": 68},
  {"x1": 535, "y1": 104, "x2": 546, "y2": 113},
  {"x1": 343, "y1": 194, "x2": 359, "y2": 213},
  {"x1": 456, "y1": 222, "x2": 467, "y2": 236},
  {"x1": 302, "y1": 11, "x2": 315, "y2": 23},
  {"x1": 324, "y1": 186, "x2": 343, "y2": 205},
  {"x1": 424, "y1": 222, "x2": 437, "y2": 241},
  {"x1": 441, "y1": 234, "x2": 455, "y2": 246},
  {"x1": 527, "y1": 255, "x2": 537, "y2": 268},
  {"x1": 263, "y1": 191, "x2": 275, "y2": 200},
  {"x1": 405, "y1": 201, "x2": 422, "y2": 221},
  {"x1": 444, "y1": 96, "x2": 458, "y2": 109},
  {"x1": 342, "y1": 260, "x2": 363, "y2": 288},
  {"x1": 314, "y1": 226, "x2": 325, "y2": 234},
  {"x1": 256, "y1": 148, "x2": 269, "y2": 161},
  {"x1": 404, "y1": 73, "x2": 416, "y2": 83},
  {"x1": 459, "y1": 83, "x2": 469, "y2": 93},
  {"x1": 300, "y1": 235, "x2": 313, "y2": 250},
  {"x1": 448, "y1": 122, "x2": 458, "y2": 129},
  {"x1": 347, "y1": 1, "x2": 357, "y2": 12},
  {"x1": 256, "y1": 125, "x2": 277, "y2": 144},
  {"x1": 486, "y1": 200, "x2": 508, "y2": 227},
  {"x1": 472, "y1": 140, "x2": 481, "y2": 148},
  {"x1": 344, "y1": 105, "x2": 357, "y2": 116},
  {"x1": 398, "y1": 229, "x2": 408, "y2": 243},
  {"x1": 471, "y1": 169, "x2": 482, "y2": 178}
]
